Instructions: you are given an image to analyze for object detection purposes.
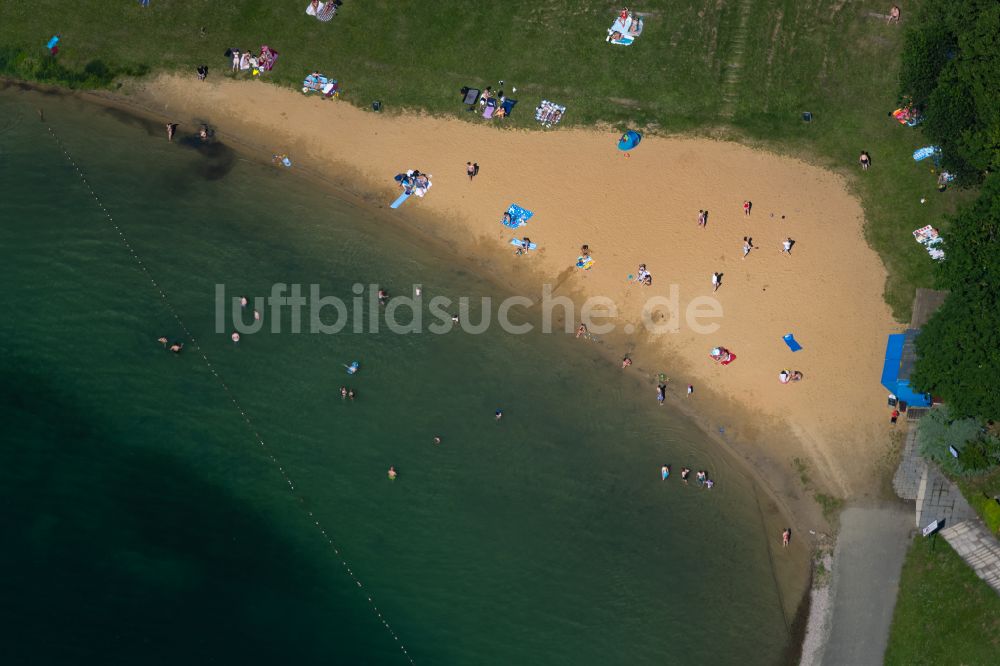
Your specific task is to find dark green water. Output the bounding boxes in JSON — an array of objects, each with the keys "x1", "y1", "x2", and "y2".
[{"x1": 0, "y1": 87, "x2": 790, "y2": 665}]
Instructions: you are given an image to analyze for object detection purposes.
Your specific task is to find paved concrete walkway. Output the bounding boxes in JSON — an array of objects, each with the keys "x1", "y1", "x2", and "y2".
[
  {"x1": 820, "y1": 505, "x2": 913, "y2": 666},
  {"x1": 914, "y1": 464, "x2": 976, "y2": 529},
  {"x1": 892, "y1": 428, "x2": 923, "y2": 501},
  {"x1": 941, "y1": 520, "x2": 1000, "y2": 592}
]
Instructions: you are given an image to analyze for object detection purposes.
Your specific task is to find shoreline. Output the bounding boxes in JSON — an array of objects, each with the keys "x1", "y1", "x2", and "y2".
[{"x1": 8, "y1": 74, "x2": 900, "y2": 635}]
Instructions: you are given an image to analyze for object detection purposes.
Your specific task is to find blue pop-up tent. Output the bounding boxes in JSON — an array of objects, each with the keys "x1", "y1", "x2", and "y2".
[
  {"x1": 880, "y1": 330, "x2": 931, "y2": 407},
  {"x1": 618, "y1": 130, "x2": 641, "y2": 151}
]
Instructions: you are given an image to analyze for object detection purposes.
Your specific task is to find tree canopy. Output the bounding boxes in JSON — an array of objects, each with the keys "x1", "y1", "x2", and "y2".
[{"x1": 899, "y1": 0, "x2": 1000, "y2": 184}]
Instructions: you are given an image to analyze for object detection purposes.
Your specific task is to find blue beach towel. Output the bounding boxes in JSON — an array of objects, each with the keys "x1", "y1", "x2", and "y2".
[
  {"x1": 783, "y1": 334, "x2": 803, "y2": 352},
  {"x1": 502, "y1": 204, "x2": 534, "y2": 229},
  {"x1": 510, "y1": 238, "x2": 537, "y2": 250},
  {"x1": 500, "y1": 99, "x2": 517, "y2": 117},
  {"x1": 913, "y1": 146, "x2": 940, "y2": 162}
]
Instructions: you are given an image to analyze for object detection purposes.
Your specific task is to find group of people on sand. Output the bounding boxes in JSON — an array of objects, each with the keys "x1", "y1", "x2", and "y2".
[
  {"x1": 661, "y1": 464, "x2": 714, "y2": 489},
  {"x1": 633, "y1": 263, "x2": 653, "y2": 286},
  {"x1": 779, "y1": 370, "x2": 804, "y2": 384}
]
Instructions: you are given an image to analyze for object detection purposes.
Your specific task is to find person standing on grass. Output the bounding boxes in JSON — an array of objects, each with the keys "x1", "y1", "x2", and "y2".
[
  {"x1": 743, "y1": 200, "x2": 752, "y2": 216},
  {"x1": 742, "y1": 236, "x2": 753, "y2": 259},
  {"x1": 859, "y1": 151, "x2": 871, "y2": 170},
  {"x1": 712, "y1": 272, "x2": 721, "y2": 292},
  {"x1": 887, "y1": 5, "x2": 900, "y2": 23}
]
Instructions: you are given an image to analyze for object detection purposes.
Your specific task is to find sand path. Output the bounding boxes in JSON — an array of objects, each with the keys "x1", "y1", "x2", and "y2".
[{"x1": 131, "y1": 73, "x2": 898, "y2": 502}]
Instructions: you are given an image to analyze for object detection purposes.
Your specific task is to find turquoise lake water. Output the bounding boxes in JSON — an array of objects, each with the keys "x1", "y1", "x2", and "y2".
[{"x1": 0, "y1": 86, "x2": 792, "y2": 664}]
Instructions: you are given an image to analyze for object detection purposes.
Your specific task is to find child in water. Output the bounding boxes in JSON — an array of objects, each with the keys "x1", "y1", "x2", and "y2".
[
  {"x1": 388, "y1": 466, "x2": 397, "y2": 480},
  {"x1": 661, "y1": 464, "x2": 670, "y2": 481}
]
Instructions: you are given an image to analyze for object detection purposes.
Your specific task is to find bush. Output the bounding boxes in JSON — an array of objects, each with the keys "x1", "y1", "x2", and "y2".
[{"x1": 917, "y1": 406, "x2": 1000, "y2": 477}]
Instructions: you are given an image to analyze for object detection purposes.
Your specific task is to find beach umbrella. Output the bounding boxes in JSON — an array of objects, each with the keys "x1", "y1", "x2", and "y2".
[{"x1": 618, "y1": 130, "x2": 641, "y2": 151}]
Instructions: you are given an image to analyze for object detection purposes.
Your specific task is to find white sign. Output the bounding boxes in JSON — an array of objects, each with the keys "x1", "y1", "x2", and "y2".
[{"x1": 922, "y1": 520, "x2": 940, "y2": 537}]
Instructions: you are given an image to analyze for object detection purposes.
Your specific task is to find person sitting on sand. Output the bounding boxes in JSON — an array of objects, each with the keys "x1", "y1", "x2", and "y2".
[
  {"x1": 580, "y1": 244, "x2": 590, "y2": 257},
  {"x1": 169, "y1": 342, "x2": 184, "y2": 353},
  {"x1": 790, "y1": 370, "x2": 803, "y2": 382},
  {"x1": 515, "y1": 237, "x2": 531, "y2": 256},
  {"x1": 634, "y1": 263, "x2": 650, "y2": 284},
  {"x1": 622, "y1": 356, "x2": 632, "y2": 369},
  {"x1": 502, "y1": 212, "x2": 513, "y2": 226},
  {"x1": 576, "y1": 323, "x2": 588, "y2": 338},
  {"x1": 779, "y1": 370, "x2": 790, "y2": 384},
  {"x1": 657, "y1": 384, "x2": 666, "y2": 405}
]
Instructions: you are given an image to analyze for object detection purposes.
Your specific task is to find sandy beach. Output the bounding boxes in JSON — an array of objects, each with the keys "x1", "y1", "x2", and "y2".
[{"x1": 119, "y1": 73, "x2": 897, "y2": 521}]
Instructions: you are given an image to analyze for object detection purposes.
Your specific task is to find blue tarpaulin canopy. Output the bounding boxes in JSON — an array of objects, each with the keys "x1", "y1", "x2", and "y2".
[
  {"x1": 880, "y1": 330, "x2": 932, "y2": 408},
  {"x1": 618, "y1": 130, "x2": 641, "y2": 151}
]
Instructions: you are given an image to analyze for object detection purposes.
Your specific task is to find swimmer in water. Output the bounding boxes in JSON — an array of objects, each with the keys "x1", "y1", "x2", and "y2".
[
  {"x1": 157, "y1": 336, "x2": 169, "y2": 347},
  {"x1": 240, "y1": 295, "x2": 248, "y2": 308},
  {"x1": 681, "y1": 467, "x2": 691, "y2": 484},
  {"x1": 377, "y1": 289, "x2": 388, "y2": 306},
  {"x1": 340, "y1": 386, "x2": 347, "y2": 399},
  {"x1": 199, "y1": 124, "x2": 209, "y2": 141},
  {"x1": 231, "y1": 331, "x2": 240, "y2": 344},
  {"x1": 433, "y1": 436, "x2": 442, "y2": 445},
  {"x1": 696, "y1": 470, "x2": 706, "y2": 486},
  {"x1": 705, "y1": 478, "x2": 714, "y2": 490},
  {"x1": 253, "y1": 309, "x2": 261, "y2": 321},
  {"x1": 388, "y1": 466, "x2": 397, "y2": 480},
  {"x1": 495, "y1": 409, "x2": 503, "y2": 422},
  {"x1": 169, "y1": 342, "x2": 184, "y2": 353},
  {"x1": 451, "y1": 314, "x2": 460, "y2": 323},
  {"x1": 661, "y1": 464, "x2": 670, "y2": 481},
  {"x1": 348, "y1": 389, "x2": 356, "y2": 400},
  {"x1": 622, "y1": 356, "x2": 632, "y2": 369}
]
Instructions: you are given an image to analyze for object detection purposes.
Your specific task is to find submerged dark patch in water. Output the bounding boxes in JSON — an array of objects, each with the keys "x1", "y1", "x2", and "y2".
[{"x1": 0, "y1": 362, "x2": 381, "y2": 664}]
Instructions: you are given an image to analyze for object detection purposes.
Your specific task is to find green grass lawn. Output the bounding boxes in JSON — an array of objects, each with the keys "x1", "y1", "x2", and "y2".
[
  {"x1": 959, "y1": 469, "x2": 1000, "y2": 536},
  {"x1": 885, "y1": 536, "x2": 1000, "y2": 665},
  {"x1": 0, "y1": 0, "x2": 971, "y2": 319}
]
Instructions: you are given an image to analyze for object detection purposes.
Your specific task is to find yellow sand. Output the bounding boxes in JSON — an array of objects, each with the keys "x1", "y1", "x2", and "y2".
[{"x1": 127, "y1": 73, "x2": 899, "y2": 505}]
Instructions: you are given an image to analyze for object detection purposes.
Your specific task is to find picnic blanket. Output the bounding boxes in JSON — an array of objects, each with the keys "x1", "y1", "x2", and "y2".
[
  {"x1": 535, "y1": 100, "x2": 566, "y2": 127},
  {"x1": 576, "y1": 255, "x2": 594, "y2": 270},
  {"x1": 462, "y1": 88, "x2": 480, "y2": 105},
  {"x1": 502, "y1": 204, "x2": 534, "y2": 229},
  {"x1": 913, "y1": 225, "x2": 945, "y2": 261},
  {"x1": 259, "y1": 45, "x2": 279, "y2": 72},
  {"x1": 500, "y1": 98, "x2": 517, "y2": 117},
  {"x1": 607, "y1": 16, "x2": 643, "y2": 45},
  {"x1": 913, "y1": 146, "x2": 940, "y2": 162},
  {"x1": 891, "y1": 106, "x2": 922, "y2": 126},
  {"x1": 302, "y1": 73, "x2": 339, "y2": 97}
]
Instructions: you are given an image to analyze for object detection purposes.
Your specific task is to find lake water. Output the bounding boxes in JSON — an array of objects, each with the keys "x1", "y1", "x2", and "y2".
[{"x1": 0, "y1": 86, "x2": 792, "y2": 665}]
